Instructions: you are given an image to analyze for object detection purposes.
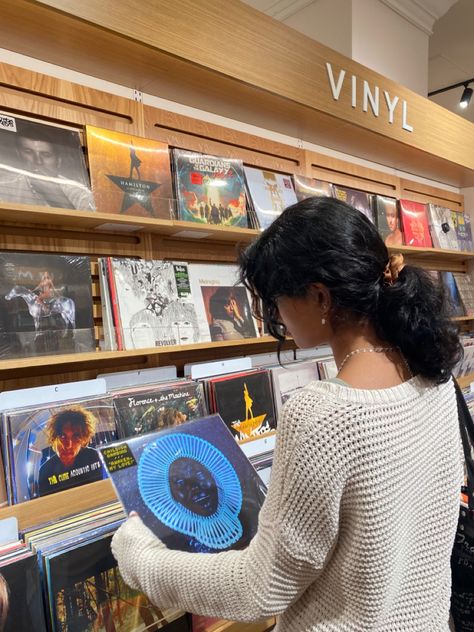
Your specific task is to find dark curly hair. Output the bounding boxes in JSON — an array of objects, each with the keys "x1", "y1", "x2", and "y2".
[{"x1": 239, "y1": 196, "x2": 462, "y2": 384}]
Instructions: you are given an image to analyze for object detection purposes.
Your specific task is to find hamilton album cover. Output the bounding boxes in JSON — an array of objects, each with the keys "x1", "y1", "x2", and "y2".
[
  {"x1": 293, "y1": 175, "x2": 333, "y2": 202},
  {"x1": 0, "y1": 253, "x2": 95, "y2": 359},
  {"x1": 208, "y1": 369, "x2": 277, "y2": 442},
  {"x1": 243, "y1": 166, "x2": 297, "y2": 230},
  {"x1": 6, "y1": 395, "x2": 116, "y2": 503},
  {"x1": 113, "y1": 381, "x2": 207, "y2": 439},
  {"x1": 332, "y1": 185, "x2": 375, "y2": 224},
  {"x1": 0, "y1": 553, "x2": 47, "y2": 632},
  {"x1": 172, "y1": 149, "x2": 247, "y2": 227},
  {"x1": 0, "y1": 113, "x2": 94, "y2": 210},
  {"x1": 45, "y1": 533, "x2": 188, "y2": 632},
  {"x1": 85, "y1": 125, "x2": 174, "y2": 218},
  {"x1": 99, "y1": 415, "x2": 267, "y2": 553},
  {"x1": 107, "y1": 258, "x2": 200, "y2": 350}
]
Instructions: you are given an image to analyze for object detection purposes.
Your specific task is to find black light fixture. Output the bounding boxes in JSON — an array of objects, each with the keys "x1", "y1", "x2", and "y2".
[
  {"x1": 460, "y1": 84, "x2": 473, "y2": 109},
  {"x1": 428, "y1": 79, "x2": 474, "y2": 110}
]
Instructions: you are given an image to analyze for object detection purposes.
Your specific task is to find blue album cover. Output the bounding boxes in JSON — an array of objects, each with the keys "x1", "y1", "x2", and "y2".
[{"x1": 99, "y1": 415, "x2": 266, "y2": 553}]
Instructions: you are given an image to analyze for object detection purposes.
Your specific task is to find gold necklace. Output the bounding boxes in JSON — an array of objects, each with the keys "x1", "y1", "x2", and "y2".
[{"x1": 337, "y1": 346, "x2": 396, "y2": 372}]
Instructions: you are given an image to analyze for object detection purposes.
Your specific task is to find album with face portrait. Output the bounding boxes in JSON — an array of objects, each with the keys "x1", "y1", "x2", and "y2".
[
  {"x1": 373, "y1": 195, "x2": 404, "y2": 246},
  {"x1": 187, "y1": 263, "x2": 259, "y2": 343},
  {"x1": 106, "y1": 258, "x2": 200, "y2": 350},
  {"x1": 5, "y1": 395, "x2": 117, "y2": 503},
  {"x1": 99, "y1": 415, "x2": 267, "y2": 553},
  {"x1": 0, "y1": 113, "x2": 94, "y2": 211},
  {"x1": 172, "y1": 148, "x2": 247, "y2": 226},
  {"x1": 113, "y1": 380, "x2": 207, "y2": 439},
  {"x1": 0, "y1": 253, "x2": 95, "y2": 359},
  {"x1": 399, "y1": 199, "x2": 432, "y2": 248}
]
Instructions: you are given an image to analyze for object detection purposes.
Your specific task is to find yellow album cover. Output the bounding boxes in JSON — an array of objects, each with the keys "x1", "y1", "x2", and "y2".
[{"x1": 85, "y1": 126, "x2": 173, "y2": 218}]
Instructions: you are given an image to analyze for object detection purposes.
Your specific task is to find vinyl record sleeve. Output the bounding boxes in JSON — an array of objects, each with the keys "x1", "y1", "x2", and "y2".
[
  {"x1": 332, "y1": 185, "x2": 374, "y2": 224},
  {"x1": 209, "y1": 369, "x2": 277, "y2": 441},
  {"x1": 188, "y1": 263, "x2": 258, "y2": 343},
  {"x1": 46, "y1": 532, "x2": 187, "y2": 632},
  {"x1": 113, "y1": 380, "x2": 207, "y2": 439},
  {"x1": 399, "y1": 199, "x2": 432, "y2": 248},
  {"x1": 293, "y1": 175, "x2": 332, "y2": 202},
  {"x1": 373, "y1": 195, "x2": 403, "y2": 246},
  {"x1": 0, "y1": 553, "x2": 47, "y2": 632},
  {"x1": 453, "y1": 273, "x2": 474, "y2": 316},
  {"x1": 99, "y1": 415, "x2": 266, "y2": 553},
  {"x1": 0, "y1": 252, "x2": 95, "y2": 359},
  {"x1": 243, "y1": 166, "x2": 297, "y2": 230},
  {"x1": 86, "y1": 125, "x2": 174, "y2": 218},
  {"x1": 7, "y1": 395, "x2": 116, "y2": 503},
  {"x1": 172, "y1": 149, "x2": 247, "y2": 226},
  {"x1": 426, "y1": 204, "x2": 459, "y2": 250},
  {"x1": 270, "y1": 360, "x2": 319, "y2": 414},
  {"x1": 453, "y1": 211, "x2": 470, "y2": 251},
  {"x1": 108, "y1": 258, "x2": 200, "y2": 350},
  {"x1": 0, "y1": 113, "x2": 94, "y2": 211}
]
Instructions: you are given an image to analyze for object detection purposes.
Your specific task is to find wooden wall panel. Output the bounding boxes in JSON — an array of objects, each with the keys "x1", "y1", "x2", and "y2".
[{"x1": 399, "y1": 178, "x2": 464, "y2": 211}]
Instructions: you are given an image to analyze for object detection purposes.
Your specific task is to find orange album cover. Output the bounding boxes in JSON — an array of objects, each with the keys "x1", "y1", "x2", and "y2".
[{"x1": 85, "y1": 126, "x2": 173, "y2": 218}]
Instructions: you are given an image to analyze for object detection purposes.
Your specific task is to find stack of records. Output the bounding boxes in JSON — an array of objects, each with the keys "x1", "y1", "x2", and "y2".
[
  {"x1": 203, "y1": 368, "x2": 277, "y2": 443},
  {"x1": 244, "y1": 166, "x2": 297, "y2": 230},
  {"x1": 317, "y1": 357, "x2": 338, "y2": 380},
  {"x1": 172, "y1": 149, "x2": 247, "y2": 227},
  {"x1": 113, "y1": 379, "x2": 207, "y2": 439},
  {"x1": 332, "y1": 185, "x2": 374, "y2": 224},
  {"x1": 270, "y1": 359, "x2": 320, "y2": 414},
  {"x1": 453, "y1": 273, "x2": 474, "y2": 316},
  {"x1": 0, "y1": 541, "x2": 47, "y2": 631}
]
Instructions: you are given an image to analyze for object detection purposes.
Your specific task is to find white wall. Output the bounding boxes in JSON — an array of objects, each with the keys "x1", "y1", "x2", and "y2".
[
  {"x1": 283, "y1": 0, "x2": 353, "y2": 57},
  {"x1": 351, "y1": 0, "x2": 429, "y2": 95}
]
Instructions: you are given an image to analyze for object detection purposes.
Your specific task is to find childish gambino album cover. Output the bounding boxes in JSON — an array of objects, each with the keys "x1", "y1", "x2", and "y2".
[
  {"x1": 99, "y1": 415, "x2": 267, "y2": 553},
  {"x1": 85, "y1": 126, "x2": 174, "y2": 218}
]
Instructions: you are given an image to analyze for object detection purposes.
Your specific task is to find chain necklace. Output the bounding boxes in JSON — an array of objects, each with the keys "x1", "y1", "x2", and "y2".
[{"x1": 337, "y1": 346, "x2": 396, "y2": 373}]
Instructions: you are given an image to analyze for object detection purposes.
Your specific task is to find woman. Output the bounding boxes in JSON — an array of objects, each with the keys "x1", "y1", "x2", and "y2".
[{"x1": 112, "y1": 197, "x2": 463, "y2": 630}]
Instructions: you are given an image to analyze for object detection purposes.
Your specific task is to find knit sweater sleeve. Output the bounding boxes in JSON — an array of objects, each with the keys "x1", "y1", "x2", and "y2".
[{"x1": 111, "y1": 390, "x2": 348, "y2": 621}]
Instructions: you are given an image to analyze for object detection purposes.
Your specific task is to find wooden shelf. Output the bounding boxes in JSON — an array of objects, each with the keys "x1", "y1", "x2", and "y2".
[
  {"x1": 452, "y1": 316, "x2": 474, "y2": 322},
  {"x1": 0, "y1": 337, "x2": 295, "y2": 380},
  {"x1": 0, "y1": 202, "x2": 259, "y2": 244},
  {"x1": 388, "y1": 244, "x2": 474, "y2": 262},
  {"x1": 457, "y1": 374, "x2": 474, "y2": 389}
]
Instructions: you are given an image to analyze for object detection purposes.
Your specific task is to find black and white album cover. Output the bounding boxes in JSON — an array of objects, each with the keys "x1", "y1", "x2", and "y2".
[
  {"x1": 0, "y1": 253, "x2": 95, "y2": 359},
  {"x1": 0, "y1": 113, "x2": 94, "y2": 210},
  {"x1": 109, "y1": 258, "x2": 200, "y2": 350}
]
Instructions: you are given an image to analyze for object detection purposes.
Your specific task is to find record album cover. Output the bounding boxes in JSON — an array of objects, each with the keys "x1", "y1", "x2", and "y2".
[
  {"x1": 172, "y1": 149, "x2": 247, "y2": 226},
  {"x1": 243, "y1": 166, "x2": 297, "y2": 230},
  {"x1": 0, "y1": 554, "x2": 46, "y2": 632},
  {"x1": 46, "y1": 533, "x2": 187, "y2": 632},
  {"x1": 86, "y1": 126, "x2": 173, "y2": 218},
  {"x1": 210, "y1": 370, "x2": 277, "y2": 441},
  {"x1": 332, "y1": 185, "x2": 374, "y2": 224},
  {"x1": 0, "y1": 253, "x2": 95, "y2": 359},
  {"x1": 440, "y1": 271, "x2": 465, "y2": 317},
  {"x1": 270, "y1": 360, "x2": 319, "y2": 414},
  {"x1": 188, "y1": 263, "x2": 258, "y2": 343},
  {"x1": 109, "y1": 258, "x2": 200, "y2": 350},
  {"x1": 399, "y1": 199, "x2": 432, "y2": 248},
  {"x1": 453, "y1": 211, "x2": 470, "y2": 251},
  {"x1": 0, "y1": 113, "x2": 94, "y2": 210},
  {"x1": 7, "y1": 396, "x2": 116, "y2": 503},
  {"x1": 99, "y1": 415, "x2": 266, "y2": 553},
  {"x1": 113, "y1": 381, "x2": 206, "y2": 439},
  {"x1": 426, "y1": 204, "x2": 459, "y2": 250},
  {"x1": 293, "y1": 175, "x2": 332, "y2": 202},
  {"x1": 373, "y1": 195, "x2": 403, "y2": 246}
]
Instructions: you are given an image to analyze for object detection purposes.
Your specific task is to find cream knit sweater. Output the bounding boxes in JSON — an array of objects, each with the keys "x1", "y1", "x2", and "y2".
[{"x1": 111, "y1": 376, "x2": 463, "y2": 631}]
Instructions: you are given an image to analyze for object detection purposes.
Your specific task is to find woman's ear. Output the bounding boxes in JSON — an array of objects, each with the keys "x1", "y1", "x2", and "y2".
[{"x1": 309, "y1": 283, "x2": 331, "y2": 314}]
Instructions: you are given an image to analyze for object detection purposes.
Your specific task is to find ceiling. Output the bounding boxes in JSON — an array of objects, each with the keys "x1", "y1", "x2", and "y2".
[{"x1": 243, "y1": 0, "x2": 474, "y2": 122}]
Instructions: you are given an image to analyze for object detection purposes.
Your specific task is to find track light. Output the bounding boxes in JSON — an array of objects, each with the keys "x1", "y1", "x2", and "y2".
[
  {"x1": 428, "y1": 78, "x2": 474, "y2": 111},
  {"x1": 460, "y1": 84, "x2": 473, "y2": 109}
]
